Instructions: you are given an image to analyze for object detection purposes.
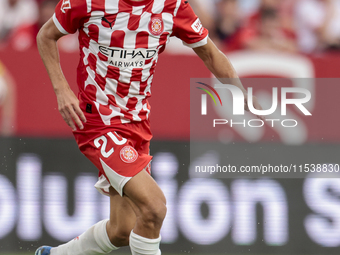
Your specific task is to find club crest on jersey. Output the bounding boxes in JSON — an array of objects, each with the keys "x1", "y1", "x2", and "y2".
[
  {"x1": 61, "y1": 0, "x2": 71, "y2": 13},
  {"x1": 120, "y1": 146, "x2": 138, "y2": 163},
  {"x1": 148, "y1": 17, "x2": 164, "y2": 36}
]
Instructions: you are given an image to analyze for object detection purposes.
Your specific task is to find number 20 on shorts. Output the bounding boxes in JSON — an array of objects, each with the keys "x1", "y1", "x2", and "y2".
[{"x1": 94, "y1": 132, "x2": 127, "y2": 158}]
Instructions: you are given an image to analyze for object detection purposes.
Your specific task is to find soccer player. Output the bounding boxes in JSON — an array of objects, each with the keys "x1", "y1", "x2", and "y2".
[{"x1": 36, "y1": 0, "x2": 262, "y2": 255}]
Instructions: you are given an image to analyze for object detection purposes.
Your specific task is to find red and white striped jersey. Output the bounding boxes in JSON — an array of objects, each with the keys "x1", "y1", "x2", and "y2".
[{"x1": 53, "y1": 0, "x2": 208, "y2": 125}]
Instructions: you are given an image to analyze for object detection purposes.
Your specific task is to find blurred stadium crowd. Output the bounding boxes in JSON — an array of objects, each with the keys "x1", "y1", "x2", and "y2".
[
  {"x1": 0, "y1": 0, "x2": 340, "y2": 54},
  {"x1": 1, "y1": 0, "x2": 340, "y2": 54},
  {"x1": 194, "y1": 0, "x2": 340, "y2": 54}
]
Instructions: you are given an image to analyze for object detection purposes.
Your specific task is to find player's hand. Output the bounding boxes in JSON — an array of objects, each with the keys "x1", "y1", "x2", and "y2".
[
  {"x1": 243, "y1": 92, "x2": 265, "y2": 120},
  {"x1": 55, "y1": 87, "x2": 87, "y2": 131}
]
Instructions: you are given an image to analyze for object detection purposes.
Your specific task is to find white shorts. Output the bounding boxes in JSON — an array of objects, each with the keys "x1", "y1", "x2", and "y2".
[{"x1": 94, "y1": 164, "x2": 150, "y2": 197}]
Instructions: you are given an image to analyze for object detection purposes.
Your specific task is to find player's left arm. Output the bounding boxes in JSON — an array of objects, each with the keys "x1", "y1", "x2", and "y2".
[
  {"x1": 193, "y1": 38, "x2": 244, "y2": 91},
  {"x1": 193, "y1": 38, "x2": 263, "y2": 117}
]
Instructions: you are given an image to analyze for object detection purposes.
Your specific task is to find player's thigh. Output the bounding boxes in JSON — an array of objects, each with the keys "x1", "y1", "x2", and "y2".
[{"x1": 123, "y1": 170, "x2": 166, "y2": 218}]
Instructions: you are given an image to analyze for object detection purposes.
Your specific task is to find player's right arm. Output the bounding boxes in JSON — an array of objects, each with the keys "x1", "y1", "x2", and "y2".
[{"x1": 37, "y1": 18, "x2": 86, "y2": 131}]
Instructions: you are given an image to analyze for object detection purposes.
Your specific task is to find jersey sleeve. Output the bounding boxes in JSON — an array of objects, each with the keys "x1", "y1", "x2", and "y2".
[
  {"x1": 172, "y1": 0, "x2": 209, "y2": 48},
  {"x1": 53, "y1": 0, "x2": 88, "y2": 34}
]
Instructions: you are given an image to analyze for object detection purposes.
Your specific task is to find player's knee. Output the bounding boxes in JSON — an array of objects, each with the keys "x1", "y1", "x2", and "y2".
[{"x1": 139, "y1": 200, "x2": 167, "y2": 229}]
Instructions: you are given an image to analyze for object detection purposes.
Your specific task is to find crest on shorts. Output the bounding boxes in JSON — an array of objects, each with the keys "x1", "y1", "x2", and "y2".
[
  {"x1": 148, "y1": 17, "x2": 164, "y2": 36},
  {"x1": 61, "y1": 0, "x2": 71, "y2": 13},
  {"x1": 120, "y1": 146, "x2": 138, "y2": 163}
]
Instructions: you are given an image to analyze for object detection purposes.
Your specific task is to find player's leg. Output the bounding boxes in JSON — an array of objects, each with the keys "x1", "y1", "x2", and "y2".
[
  {"x1": 106, "y1": 187, "x2": 136, "y2": 247},
  {"x1": 35, "y1": 187, "x2": 136, "y2": 255},
  {"x1": 35, "y1": 170, "x2": 165, "y2": 255},
  {"x1": 123, "y1": 169, "x2": 167, "y2": 255},
  {"x1": 37, "y1": 122, "x2": 164, "y2": 255},
  {"x1": 49, "y1": 188, "x2": 137, "y2": 254}
]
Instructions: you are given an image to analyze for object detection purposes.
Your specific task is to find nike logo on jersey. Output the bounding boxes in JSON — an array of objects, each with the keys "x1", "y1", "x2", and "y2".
[{"x1": 101, "y1": 17, "x2": 116, "y2": 29}]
